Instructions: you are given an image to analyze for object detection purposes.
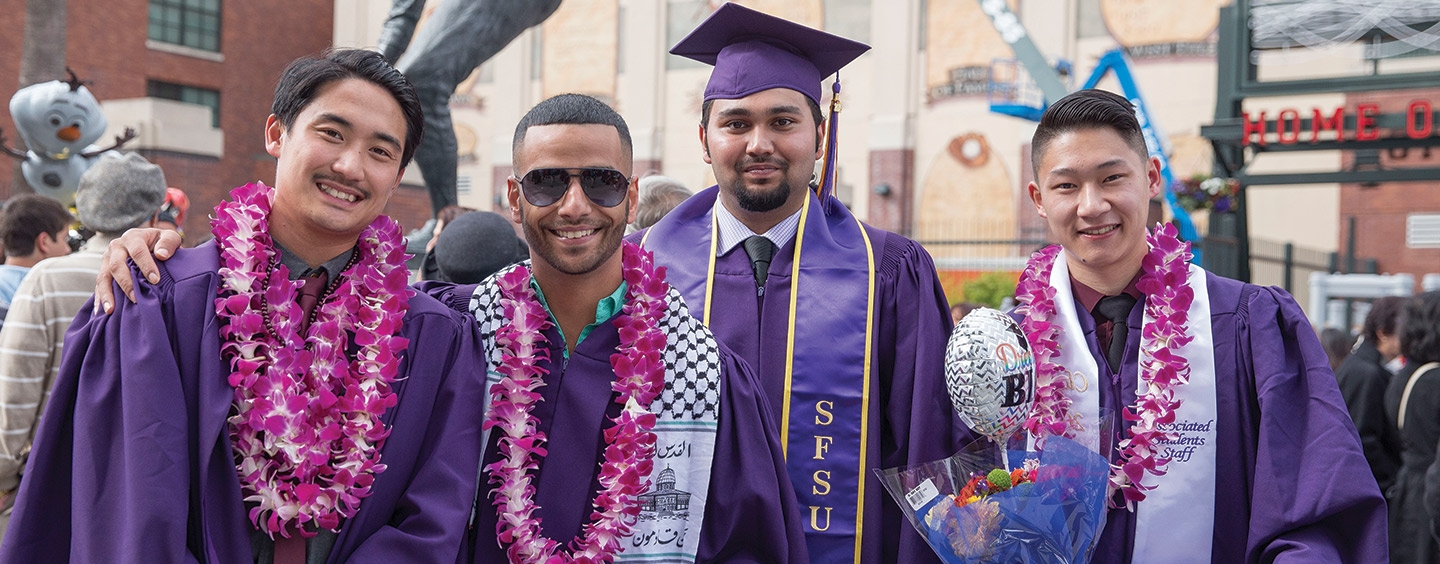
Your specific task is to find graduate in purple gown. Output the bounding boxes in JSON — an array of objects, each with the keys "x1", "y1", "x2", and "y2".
[
  {"x1": 423, "y1": 94, "x2": 805, "y2": 563},
  {"x1": 1014, "y1": 89, "x2": 1386, "y2": 563},
  {"x1": 1, "y1": 50, "x2": 487, "y2": 564},
  {"x1": 633, "y1": 5, "x2": 967, "y2": 564}
]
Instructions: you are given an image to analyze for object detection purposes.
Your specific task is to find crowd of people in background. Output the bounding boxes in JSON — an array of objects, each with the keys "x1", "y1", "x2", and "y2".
[
  {"x1": 1321, "y1": 292, "x2": 1440, "y2": 563},
  {"x1": 1385, "y1": 292, "x2": 1440, "y2": 563}
]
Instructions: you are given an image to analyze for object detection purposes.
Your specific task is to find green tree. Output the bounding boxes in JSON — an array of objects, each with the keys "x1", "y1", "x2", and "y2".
[{"x1": 960, "y1": 272, "x2": 1017, "y2": 309}]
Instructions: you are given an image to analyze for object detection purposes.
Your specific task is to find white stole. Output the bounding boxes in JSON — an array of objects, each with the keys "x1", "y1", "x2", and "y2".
[{"x1": 1047, "y1": 253, "x2": 1218, "y2": 563}]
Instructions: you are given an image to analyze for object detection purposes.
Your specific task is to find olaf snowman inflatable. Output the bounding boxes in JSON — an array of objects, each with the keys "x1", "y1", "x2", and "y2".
[{"x1": 1, "y1": 69, "x2": 135, "y2": 206}]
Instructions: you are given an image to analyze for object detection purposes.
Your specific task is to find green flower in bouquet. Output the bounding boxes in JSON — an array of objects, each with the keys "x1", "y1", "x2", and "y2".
[
  {"x1": 1170, "y1": 174, "x2": 1239, "y2": 213},
  {"x1": 986, "y1": 469, "x2": 1011, "y2": 490}
]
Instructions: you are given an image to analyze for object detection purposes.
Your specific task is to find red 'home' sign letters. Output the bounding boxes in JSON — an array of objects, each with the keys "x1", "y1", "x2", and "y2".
[{"x1": 1242, "y1": 100, "x2": 1434, "y2": 146}]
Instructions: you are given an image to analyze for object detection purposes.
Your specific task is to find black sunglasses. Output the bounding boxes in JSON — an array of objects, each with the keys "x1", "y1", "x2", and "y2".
[{"x1": 517, "y1": 167, "x2": 630, "y2": 208}]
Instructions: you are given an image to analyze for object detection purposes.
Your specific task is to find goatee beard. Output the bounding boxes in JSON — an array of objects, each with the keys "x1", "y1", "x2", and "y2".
[{"x1": 734, "y1": 181, "x2": 791, "y2": 213}]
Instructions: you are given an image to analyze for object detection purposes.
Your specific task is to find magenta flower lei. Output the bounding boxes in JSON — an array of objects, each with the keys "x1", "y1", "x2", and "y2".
[
  {"x1": 486, "y1": 241, "x2": 668, "y2": 564},
  {"x1": 212, "y1": 182, "x2": 411, "y2": 537},
  {"x1": 1014, "y1": 223, "x2": 1194, "y2": 509}
]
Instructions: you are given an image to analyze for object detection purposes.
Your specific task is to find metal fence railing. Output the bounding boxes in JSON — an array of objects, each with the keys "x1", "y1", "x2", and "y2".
[
  {"x1": 920, "y1": 226, "x2": 1375, "y2": 293},
  {"x1": 1197, "y1": 236, "x2": 1376, "y2": 313},
  {"x1": 915, "y1": 218, "x2": 1047, "y2": 271}
]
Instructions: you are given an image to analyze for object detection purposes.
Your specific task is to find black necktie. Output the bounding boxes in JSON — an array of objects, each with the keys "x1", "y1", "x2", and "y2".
[
  {"x1": 1096, "y1": 294, "x2": 1137, "y2": 374},
  {"x1": 742, "y1": 236, "x2": 775, "y2": 288}
]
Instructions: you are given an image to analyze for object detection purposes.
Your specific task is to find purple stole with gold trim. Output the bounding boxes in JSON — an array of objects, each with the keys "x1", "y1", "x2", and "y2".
[{"x1": 643, "y1": 186, "x2": 875, "y2": 563}]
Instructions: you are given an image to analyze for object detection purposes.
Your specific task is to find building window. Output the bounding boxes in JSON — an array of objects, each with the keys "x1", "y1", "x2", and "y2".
[
  {"x1": 148, "y1": 81, "x2": 220, "y2": 127},
  {"x1": 666, "y1": 0, "x2": 709, "y2": 70},
  {"x1": 1408, "y1": 213, "x2": 1440, "y2": 248},
  {"x1": 149, "y1": 0, "x2": 221, "y2": 52}
]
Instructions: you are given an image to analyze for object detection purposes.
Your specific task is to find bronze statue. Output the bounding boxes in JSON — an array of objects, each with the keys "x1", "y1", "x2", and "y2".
[{"x1": 379, "y1": 0, "x2": 562, "y2": 218}]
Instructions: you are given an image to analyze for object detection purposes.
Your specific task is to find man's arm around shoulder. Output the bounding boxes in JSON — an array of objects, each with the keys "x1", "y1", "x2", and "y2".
[{"x1": 0, "y1": 263, "x2": 201, "y2": 563}]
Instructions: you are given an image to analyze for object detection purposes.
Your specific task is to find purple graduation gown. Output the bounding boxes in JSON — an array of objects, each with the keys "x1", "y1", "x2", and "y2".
[
  {"x1": 420, "y1": 282, "x2": 808, "y2": 563},
  {"x1": 628, "y1": 187, "x2": 969, "y2": 564},
  {"x1": 0, "y1": 242, "x2": 487, "y2": 564},
  {"x1": 1082, "y1": 273, "x2": 1387, "y2": 563}
]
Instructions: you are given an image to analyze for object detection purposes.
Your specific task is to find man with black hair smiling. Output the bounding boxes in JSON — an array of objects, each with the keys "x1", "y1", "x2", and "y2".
[
  {"x1": 2, "y1": 49, "x2": 485, "y2": 563},
  {"x1": 1015, "y1": 88, "x2": 1384, "y2": 563}
]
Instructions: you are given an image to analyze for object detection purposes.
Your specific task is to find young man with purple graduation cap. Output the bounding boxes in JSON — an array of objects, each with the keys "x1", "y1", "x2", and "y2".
[
  {"x1": 1, "y1": 49, "x2": 488, "y2": 563},
  {"x1": 1017, "y1": 89, "x2": 1386, "y2": 562},
  {"x1": 635, "y1": 4, "x2": 967, "y2": 564}
]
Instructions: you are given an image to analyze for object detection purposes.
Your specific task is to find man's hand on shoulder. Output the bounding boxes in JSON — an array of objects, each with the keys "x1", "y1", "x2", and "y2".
[{"x1": 94, "y1": 228, "x2": 183, "y2": 314}]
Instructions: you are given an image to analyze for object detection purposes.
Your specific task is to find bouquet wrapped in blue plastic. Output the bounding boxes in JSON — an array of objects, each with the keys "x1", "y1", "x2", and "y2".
[{"x1": 877, "y1": 433, "x2": 1111, "y2": 564}]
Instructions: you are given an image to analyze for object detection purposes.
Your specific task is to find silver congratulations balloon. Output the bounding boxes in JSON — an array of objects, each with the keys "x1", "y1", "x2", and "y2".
[{"x1": 945, "y1": 307, "x2": 1036, "y2": 444}]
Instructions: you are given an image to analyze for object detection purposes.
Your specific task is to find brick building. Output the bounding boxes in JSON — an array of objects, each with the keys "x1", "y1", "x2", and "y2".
[
  {"x1": 0, "y1": 0, "x2": 432, "y2": 244},
  {"x1": 1335, "y1": 89, "x2": 1440, "y2": 285}
]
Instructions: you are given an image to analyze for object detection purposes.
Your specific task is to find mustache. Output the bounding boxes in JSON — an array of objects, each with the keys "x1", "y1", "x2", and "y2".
[
  {"x1": 737, "y1": 156, "x2": 789, "y2": 170},
  {"x1": 313, "y1": 173, "x2": 366, "y2": 197}
]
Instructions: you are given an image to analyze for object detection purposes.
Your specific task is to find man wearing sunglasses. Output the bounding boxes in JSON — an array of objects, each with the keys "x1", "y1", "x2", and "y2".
[
  {"x1": 424, "y1": 93, "x2": 805, "y2": 563},
  {"x1": 634, "y1": 5, "x2": 966, "y2": 564}
]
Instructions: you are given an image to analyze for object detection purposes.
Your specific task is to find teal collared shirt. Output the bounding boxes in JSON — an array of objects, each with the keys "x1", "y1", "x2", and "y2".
[{"x1": 531, "y1": 277, "x2": 627, "y2": 359}]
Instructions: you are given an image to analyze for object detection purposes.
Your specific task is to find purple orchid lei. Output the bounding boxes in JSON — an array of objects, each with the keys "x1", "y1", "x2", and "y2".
[
  {"x1": 486, "y1": 241, "x2": 668, "y2": 563},
  {"x1": 213, "y1": 182, "x2": 411, "y2": 537},
  {"x1": 1015, "y1": 244, "x2": 1071, "y2": 441},
  {"x1": 1014, "y1": 223, "x2": 1194, "y2": 509}
]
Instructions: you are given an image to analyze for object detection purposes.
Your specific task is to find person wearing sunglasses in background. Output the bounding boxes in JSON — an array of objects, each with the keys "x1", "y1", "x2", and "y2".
[
  {"x1": 96, "y1": 93, "x2": 807, "y2": 563},
  {"x1": 632, "y1": 5, "x2": 964, "y2": 563}
]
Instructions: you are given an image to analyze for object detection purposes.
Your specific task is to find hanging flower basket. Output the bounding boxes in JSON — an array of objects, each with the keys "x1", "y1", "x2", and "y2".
[{"x1": 1170, "y1": 175, "x2": 1239, "y2": 213}]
